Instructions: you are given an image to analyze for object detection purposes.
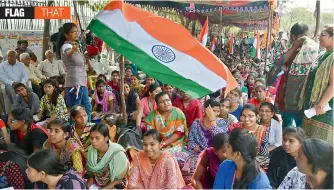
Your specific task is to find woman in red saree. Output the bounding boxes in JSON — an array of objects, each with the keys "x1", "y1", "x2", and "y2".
[{"x1": 127, "y1": 129, "x2": 185, "y2": 189}]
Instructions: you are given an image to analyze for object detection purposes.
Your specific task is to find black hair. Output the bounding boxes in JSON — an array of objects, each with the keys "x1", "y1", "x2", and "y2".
[
  {"x1": 221, "y1": 98, "x2": 232, "y2": 106},
  {"x1": 255, "y1": 84, "x2": 266, "y2": 91},
  {"x1": 154, "y1": 91, "x2": 168, "y2": 104},
  {"x1": 95, "y1": 79, "x2": 106, "y2": 88},
  {"x1": 28, "y1": 149, "x2": 67, "y2": 176},
  {"x1": 302, "y1": 138, "x2": 333, "y2": 189},
  {"x1": 230, "y1": 87, "x2": 242, "y2": 97},
  {"x1": 204, "y1": 98, "x2": 221, "y2": 108},
  {"x1": 131, "y1": 75, "x2": 140, "y2": 80},
  {"x1": 324, "y1": 25, "x2": 333, "y2": 37},
  {"x1": 11, "y1": 107, "x2": 33, "y2": 127},
  {"x1": 259, "y1": 102, "x2": 280, "y2": 121},
  {"x1": 47, "y1": 119, "x2": 71, "y2": 135},
  {"x1": 282, "y1": 127, "x2": 305, "y2": 142},
  {"x1": 242, "y1": 103, "x2": 259, "y2": 116},
  {"x1": 229, "y1": 127, "x2": 259, "y2": 189},
  {"x1": 102, "y1": 113, "x2": 119, "y2": 127},
  {"x1": 70, "y1": 105, "x2": 86, "y2": 118},
  {"x1": 290, "y1": 23, "x2": 309, "y2": 36},
  {"x1": 144, "y1": 83, "x2": 160, "y2": 97},
  {"x1": 43, "y1": 79, "x2": 60, "y2": 107},
  {"x1": 56, "y1": 22, "x2": 78, "y2": 58},
  {"x1": 20, "y1": 40, "x2": 28, "y2": 44},
  {"x1": 14, "y1": 83, "x2": 29, "y2": 92},
  {"x1": 97, "y1": 74, "x2": 107, "y2": 81},
  {"x1": 255, "y1": 78, "x2": 266, "y2": 85},
  {"x1": 111, "y1": 70, "x2": 120, "y2": 75},
  {"x1": 212, "y1": 133, "x2": 228, "y2": 150},
  {"x1": 143, "y1": 129, "x2": 162, "y2": 143},
  {"x1": 90, "y1": 123, "x2": 109, "y2": 138}
]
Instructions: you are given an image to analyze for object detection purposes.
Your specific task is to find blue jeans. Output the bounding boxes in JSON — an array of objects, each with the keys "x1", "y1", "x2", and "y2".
[
  {"x1": 281, "y1": 111, "x2": 304, "y2": 128},
  {"x1": 65, "y1": 86, "x2": 92, "y2": 123}
]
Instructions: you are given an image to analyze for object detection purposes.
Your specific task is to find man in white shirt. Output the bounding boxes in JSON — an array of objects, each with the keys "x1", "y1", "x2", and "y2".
[
  {"x1": 20, "y1": 53, "x2": 45, "y2": 98},
  {"x1": 38, "y1": 50, "x2": 65, "y2": 86},
  {"x1": 0, "y1": 50, "x2": 29, "y2": 103}
]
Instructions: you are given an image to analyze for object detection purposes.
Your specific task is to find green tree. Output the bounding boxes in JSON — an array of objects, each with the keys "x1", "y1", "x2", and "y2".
[
  {"x1": 320, "y1": 12, "x2": 334, "y2": 29},
  {"x1": 280, "y1": 7, "x2": 315, "y2": 32}
]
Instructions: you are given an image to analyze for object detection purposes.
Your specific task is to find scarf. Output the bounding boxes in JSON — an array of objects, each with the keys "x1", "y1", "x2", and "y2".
[
  {"x1": 298, "y1": 51, "x2": 333, "y2": 109},
  {"x1": 87, "y1": 141, "x2": 128, "y2": 182},
  {"x1": 94, "y1": 90, "x2": 114, "y2": 112}
]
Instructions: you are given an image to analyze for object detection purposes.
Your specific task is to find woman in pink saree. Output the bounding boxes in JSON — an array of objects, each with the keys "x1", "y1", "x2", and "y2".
[{"x1": 127, "y1": 129, "x2": 185, "y2": 189}]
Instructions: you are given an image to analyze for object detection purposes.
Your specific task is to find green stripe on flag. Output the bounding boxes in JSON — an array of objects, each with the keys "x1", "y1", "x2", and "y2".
[{"x1": 88, "y1": 19, "x2": 212, "y2": 98}]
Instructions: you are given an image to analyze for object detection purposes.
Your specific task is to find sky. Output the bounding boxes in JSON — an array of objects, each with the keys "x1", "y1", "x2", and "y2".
[{"x1": 291, "y1": 0, "x2": 334, "y2": 13}]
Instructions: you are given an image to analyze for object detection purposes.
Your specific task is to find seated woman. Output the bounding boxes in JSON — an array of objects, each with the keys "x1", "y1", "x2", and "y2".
[
  {"x1": 91, "y1": 79, "x2": 115, "y2": 119},
  {"x1": 213, "y1": 128, "x2": 271, "y2": 189},
  {"x1": 192, "y1": 133, "x2": 228, "y2": 189},
  {"x1": 259, "y1": 102, "x2": 282, "y2": 152},
  {"x1": 0, "y1": 130, "x2": 31, "y2": 189},
  {"x1": 279, "y1": 138, "x2": 333, "y2": 189},
  {"x1": 145, "y1": 92, "x2": 188, "y2": 153},
  {"x1": 173, "y1": 91, "x2": 203, "y2": 128},
  {"x1": 229, "y1": 104, "x2": 270, "y2": 169},
  {"x1": 124, "y1": 83, "x2": 140, "y2": 121},
  {"x1": 12, "y1": 83, "x2": 40, "y2": 115},
  {"x1": 130, "y1": 75, "x2": 145, "y2": 96},
  {"x1": 43, "y1": 119, "x2": 86, "y2": 176},
  {"x1": 246, "y1": 73, "x2": 256, "y2": 99},
  {"x1": 9, "y1": 107, "x2": 48, "y2": 155},
  {"x1": 219, "y1": 98, "x2": 238, "y2": 126},
  {"x1": 248, "y1": 85, "x2": 273, "y2": 108},
  {"x1": 127, "y1": 129, "x2": 185, "y2": 189},
  {"x1": 87, "y1": 124, "x2": 129, "y2": 189},
  {"x1": 140, "y1": 76, "x2": 156, "y2": 98},
  {"x1": 27, "y1": 149, "x2": 88, "y2": 189},
  {"x1": 37, "y1": 79, "x2": 68, "y2": 128},
  {"x1": 96, "y1": 74, "x2": 112, "y2": 91},
  {"x1": 226, "y1": 88, "x2": 243, "y2": 120},
  {"x1": 268, "y1": 127, "x2": 305, "y2": 188},
  {"x1": 163, "y1": 84, "x2": 180, "y2": 103},
  {"x1": 136, "y1": 83, "x2": 161, "y2": 132},
  {"x1": 70, "y1": 105, "x2": 95, "y2": 152}
]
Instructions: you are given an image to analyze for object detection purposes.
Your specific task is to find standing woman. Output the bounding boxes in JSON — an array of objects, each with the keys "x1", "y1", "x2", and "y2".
[
  {"x1": 56, "y1": 23, "x2": 93, "y2": 121},
  {"x1": 87, "y1": 124, "x2": 129, "y2": 189},
  {"x1": 279, "y1": 138, "x2": 333, "y2": 189},
  {"x1": 298, "y1": 25, "x2": 334, "y2": 144},
  {"x1": 213, "y1": 128, "x2": 271, "y2": 189},
  {"x1": 26, "y1": 149, "x2": 88, "y2": 189}
]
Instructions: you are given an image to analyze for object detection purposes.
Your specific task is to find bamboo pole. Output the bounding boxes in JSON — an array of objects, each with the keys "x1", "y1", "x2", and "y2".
[
  {"x1": 264, "y1": 5, "x2": 273, "y2": 72},
  {"x1": 313, "y1": 0, "x2": 320, "y2": 42},
  {"x1": 119, "y1": 55, "x2": 128, "y2": 125}
]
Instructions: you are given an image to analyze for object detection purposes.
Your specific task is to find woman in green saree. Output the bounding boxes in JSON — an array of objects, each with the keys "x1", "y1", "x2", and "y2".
[
  {"x1": 87, "y1": 124, "x2": 129, "y2": 189},
  {"x1": 298, "y1": 25, "x2": 334, "y2": 145}
]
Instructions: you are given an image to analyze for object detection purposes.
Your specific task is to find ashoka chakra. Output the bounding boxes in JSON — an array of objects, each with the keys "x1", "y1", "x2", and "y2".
[{"x1": 151, "y1": 45, "x2": 176, "y2": 63}]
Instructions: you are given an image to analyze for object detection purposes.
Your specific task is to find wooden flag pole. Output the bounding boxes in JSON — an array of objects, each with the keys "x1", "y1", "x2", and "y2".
[
  {"x1": 119, "y1": 55, "x2": 128, "y2": 125},
  {"x1": 264, "y1": 4, "x2": 273, "y2": 72}
]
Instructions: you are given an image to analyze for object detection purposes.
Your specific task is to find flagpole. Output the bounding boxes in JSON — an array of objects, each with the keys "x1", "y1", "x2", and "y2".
[
  {"x1": 119, "y1": 55, "x2": 128, "y2": 125},
  {"x1": 264, "y1": 3, "x2": 273, "y2": 73}
]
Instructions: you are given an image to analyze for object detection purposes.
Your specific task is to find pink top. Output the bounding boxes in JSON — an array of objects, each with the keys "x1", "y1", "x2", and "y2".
[{"x1": 140, "y1": 97, "x2": 157, "y2": 117}]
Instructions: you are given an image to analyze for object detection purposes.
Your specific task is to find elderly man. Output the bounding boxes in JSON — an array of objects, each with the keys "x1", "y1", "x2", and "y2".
[
  {"x1": 21, "y1": 53, "x2": 45, "y2": 97},
  {"x1": 38, "y1": 50, "x2": 65, "y2": 85},
  {"x1": 0, "y1": 50, "x2": 29, "y2": 103}
]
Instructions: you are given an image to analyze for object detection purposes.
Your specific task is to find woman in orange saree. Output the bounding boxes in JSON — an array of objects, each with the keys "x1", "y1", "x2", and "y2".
[{"x1": 127, "y1": 129, "x2": 185, "y2": 189}]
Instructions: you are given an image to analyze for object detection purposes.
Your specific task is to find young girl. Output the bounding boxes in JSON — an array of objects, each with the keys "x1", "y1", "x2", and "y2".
[
  {"x1": 27, "y1": 149, "x2": 88, "y2": 189},
  {"x1": 246, "y1": 74, "x2": 256, "y2": 98},
  {"x1": 229, "y1": 104, "x2": 270, "y2": 169},
  {"x1": 219, "y1": 98, "x2": 238, "y2": 126},
  {"x1": 91, "y1": 79, "x2": 115, "y2": 119},
  {"x1": 259, "y1": 102, "x2": 282, "y2": 152},
  {"x1": 226, "y1": 88, "x2": 243, "y2": 120},
  {"x1": 268, "y1": 127, "x2": 305, "y2": 188},
  {"x1": 43, "y1": 119, "x2": 86, "y2": 176},
  {"x1": 37, "y1": 79, "x2": 68, "y2": 127},
  {"x1": 127, "y1": 129, "x2": 185, "y2": 189},
  {"x1": 87, "y1": 124, "x2": 129, "y2": 189},
  {"x1": 213, "y1": 128, "x2": 271, "y2": 189},
  {"x1": 192, "y1": 133, "x2": 228, "y2": 189},
  {"x1": 248, "y1": 85, "x2": 273, "y2": 108}
]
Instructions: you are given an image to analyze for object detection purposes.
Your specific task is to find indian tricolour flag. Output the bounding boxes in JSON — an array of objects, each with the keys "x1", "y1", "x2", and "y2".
[
  {"x1": 209, "y1": 37, "x2": 217, "y2": 52},
  {"x1": 88, "y1": 1, "x2": 238, "y2": 98},
  {"x1": 250, "y1": 32, "x2": 261, "y2": 58},
  {"x1": 197, "y1": 17, "x2": 209, "y2": 46}
]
